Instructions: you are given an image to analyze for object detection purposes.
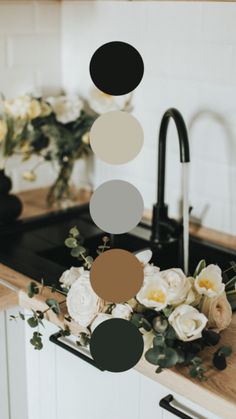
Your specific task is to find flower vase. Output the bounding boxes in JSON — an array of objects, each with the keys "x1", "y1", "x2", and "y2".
[{"x1": 0, "y1": 170, "x2": 23, "y2": 223}]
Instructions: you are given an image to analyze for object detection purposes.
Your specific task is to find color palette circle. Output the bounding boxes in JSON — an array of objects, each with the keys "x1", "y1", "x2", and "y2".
[
  {"x1": 90, "y1": 318, "x2": 144, "y2": 372},
  {"x1": 89, "y1": 180, "x2": 144, "y2": 234},
  {"x1": 90, "y1": 248, "x2": 144, "y2": 303},
  {"x1": 89, "y1": 41, "x2": 144, "y2": 96},
  {"x1": 90, "y1": 111, "x2": 144, "y2": 165}
]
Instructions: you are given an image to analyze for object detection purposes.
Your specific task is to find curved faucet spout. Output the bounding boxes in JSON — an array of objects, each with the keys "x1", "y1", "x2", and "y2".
[
  {"x1": 151, "y1": 108, "x2": 190, "y2": 245},
  {"x1": 158, "y1": 108, "x2": 190, "y2": 207}
]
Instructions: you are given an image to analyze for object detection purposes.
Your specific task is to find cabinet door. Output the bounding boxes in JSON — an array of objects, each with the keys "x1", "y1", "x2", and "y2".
[
  {"x1": 55, "y1": 343, "x2": 141, "y2": 419},
  {"x1": 0, "y1": 311, "x2": 10, "y2": 419},
  {"x1": 0, "y1": 307, "x2": 29, "y2": 419},
  {"x1": 25, "y1": 314, "x2": 58, "y2": 419}
]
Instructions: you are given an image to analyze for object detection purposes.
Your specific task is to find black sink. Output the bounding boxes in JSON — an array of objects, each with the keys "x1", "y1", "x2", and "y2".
[
  {"x1": 38, "y1": 232, "x2": 150, "y2": 269},
  {"x1": 0, "y1": 204, "x2": 235, "y2": 289}
]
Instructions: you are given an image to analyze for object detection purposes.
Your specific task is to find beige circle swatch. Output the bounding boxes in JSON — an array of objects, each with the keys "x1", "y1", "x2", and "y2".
[
  {"x1": 90, "y1": 249, "x2": 144, "y2": 303},
  {"x1": 90, "y1": 111, "x2": 144, "y2": 164},
  {"x1": 89, "y1": 180, "x2": 144, "y2": 234}
]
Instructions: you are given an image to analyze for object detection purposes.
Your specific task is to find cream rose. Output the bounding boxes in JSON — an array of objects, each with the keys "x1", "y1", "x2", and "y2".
[
  {"x1": 200, "y1": 292, "x2": 232, "y2": 332},
  {"x1": 90, "y1": 313, "x2": 113, "y2": 333},
  {"x1": 89, "y1": 87, "x2": 131, "y2": 114},
  {"x1": 195, "y1": 264, "x2": 225, "y2": 297},
  {"x1": 28, "y1": 99, "x2": 41, "y2": 119},
  {"x1": 112, "y1": 303, "x2": 133, "y2": 320},
  {"x1": 169, "y1": 304, "x2": 208, "y2": 342},
  {"x1": 59, "y1": 266, "x2": 85, "y2": 289},
  {"x1": 136, "y1": 274, "x2": 168, "y2": 311},
  {"x1": 4, "y1": 96, "x2": 41, "y2": 120},
  {"x1": 47, "y1": 95, "x2": 83, "y2": 124},
  {"x1": 0, "y1": 119, "x2": 7, "y2": 142},
  {"x1": 160, "y1": 268, "x2": 192, "y2": 306},
  {"x1": 66, "y1": 271, "x2": 102, "y2": 327}
]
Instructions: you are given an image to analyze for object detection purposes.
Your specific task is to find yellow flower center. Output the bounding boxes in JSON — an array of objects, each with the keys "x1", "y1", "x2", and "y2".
[
  {"x1": 198, "y1": 278, "x2": 216, "y2": 291},
  {"x1": 148, "y1": 290, "x2": 166, "y2": 303}
]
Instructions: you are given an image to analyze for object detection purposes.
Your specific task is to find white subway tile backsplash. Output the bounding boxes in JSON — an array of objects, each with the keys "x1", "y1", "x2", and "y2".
[
  {"x1": 0, "y1": 3, "x2": 35, "y2": 34},
  {"x1": 203, "y1": 3, "x2": 236, "y2": 44},
  {"x1": 0, "y1": 39, "x2": 6, "y2": 68},
  {"x1": 34, "y1": 1, "x2": 61, "y2": 34},
  {"x1": 7, "y1": 34, "x2": 60, "y2": 68},
  {"x1": 146, "y1": 2, "x2": 203, "y2": 43},
  {"x1": 167, "y1": 42, "x2": 233, "y2": 83}
]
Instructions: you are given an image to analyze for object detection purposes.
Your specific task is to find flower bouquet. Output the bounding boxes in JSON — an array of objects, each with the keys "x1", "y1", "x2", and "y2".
[
  {"x1": 0, "y1": 90, "x2": 132, "y2": 207},
  {"x1": 0, "y1": 94, "x2": 96, "y2": 206},
  {"x1": 13, "y1": 226, "x2": 236, "y2": 382}
]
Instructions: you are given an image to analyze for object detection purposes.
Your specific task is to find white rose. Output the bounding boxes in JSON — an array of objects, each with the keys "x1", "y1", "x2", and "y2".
[
  {"x1": 135, "y1": 249, "x2": 160, "y2": 277},
  {"x1": 160, "y1": 268, "x2": 192, "y2": 306},
  {"x1": 195, "y1": 264, "x2": 225, "y2": 298},
  {"x1": 90, "y1": 313, "x2": 113, "y2": 333},
  {"x1": 135, "y1": 249, "x2": 152, "y2": 265},
  {"x1": 112, "y1": 303, "x2": 133, "y2": 320},
  {"x1": 66, "y1": 272, "x2": 102, "y2": 327},
  {"x1": 47, "y1": 95, "x2": 83, "y2": 124},
  {"x1": 89, "y1": 87, "x2": 131, "y2": 114},
  {"x1": 136, "y1": 274, "x2": 168, "y2": 311},
  {"x1": 169, "y1": 304, "x2": 208, "y2": 342},
  {"x1": 59, "y1": 266, "x2": 85, "y2": 289}
]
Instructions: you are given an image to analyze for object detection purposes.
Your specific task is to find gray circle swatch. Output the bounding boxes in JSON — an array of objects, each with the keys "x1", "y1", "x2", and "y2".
[
  {"x1": 89, "y1": 180, "x2": 144, "y2": 234},
  {"x1": 90, "y1": 111, "x2": 144, "y2": 165}
]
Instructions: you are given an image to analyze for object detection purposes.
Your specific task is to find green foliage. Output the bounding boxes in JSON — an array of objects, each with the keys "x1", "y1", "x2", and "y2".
[
  {"x1": 193, "y1": 259, "x2": 206, "y2": 278},
  {"x1": 202, "y1": 329, "x2": 220, "y2": 346},
  {"x1": 30, "y1": 332, "x2": 43, "y2": 350},
  {"x1": 189, "y1": 357, "x2": 208, "y2": 381},
  {"x1": 27, "y1": 281, "x2": 40, "y2": 298},
  {"x1": 213, "y1": 346, "x2": 232, "y2": 371},
  {"x1": 45, "y1": 299, "x2": 61, "y2": 315}
]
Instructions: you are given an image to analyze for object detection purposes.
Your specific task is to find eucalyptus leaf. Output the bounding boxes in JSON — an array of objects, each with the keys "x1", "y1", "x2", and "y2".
[
  {"x1": 69, "y1": 227, "x2": 80, "y2": 237},
  {"x1": 157, "y1": 347, "x2": 179, "y2": 368},
  {"x1": 27, "y1": 281, "x2": 39, "y2": 298},
  {"x1": 218, "y1": 346, "x2": 232, "y2": 358},
  {"x1": 45, "y1": 298, "x2": 61, "y2": 315},
  {"x1": 145, "y1": 347, "x2": 163, "y2": 365},
  {"x1": 64, "y1": 238, "x2": 77, "y2": 248},
  {"x1": 27, "y1": 317, "x2": 38, "y2": 328},
  {"x1": 213, "y1": 353, "x2": 227, "y2": 371}
]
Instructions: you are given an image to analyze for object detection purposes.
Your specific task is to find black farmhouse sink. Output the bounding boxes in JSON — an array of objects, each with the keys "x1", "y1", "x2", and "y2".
[{"x1": 0, "y1": 204, "x2": 236, "y2": 289}]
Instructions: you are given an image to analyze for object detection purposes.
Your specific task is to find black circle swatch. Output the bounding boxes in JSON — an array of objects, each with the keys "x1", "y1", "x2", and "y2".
[
  {"x1": 90, "y1": 318, "x2": 144, "y2": 372},
  {"x1": 89, "y1": 41, "x2": 144, "y2": 96}
]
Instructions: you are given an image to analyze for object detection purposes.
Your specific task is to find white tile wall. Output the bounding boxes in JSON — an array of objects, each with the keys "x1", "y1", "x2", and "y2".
[
  {"x1": 0, "y1": 0, "x2": 62, "y2": 191},
  {"x1": 61, "y1": 1, "x2": 236, "y2": 235}
]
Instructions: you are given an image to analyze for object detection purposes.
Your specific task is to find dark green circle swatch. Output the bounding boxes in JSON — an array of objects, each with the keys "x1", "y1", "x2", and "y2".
[
  {"x1": 89, "y1": 41, "x2": 144, "y2": 96},
  {"x1": 90, "y1": 318, "x2": 144, "y2": 372}
]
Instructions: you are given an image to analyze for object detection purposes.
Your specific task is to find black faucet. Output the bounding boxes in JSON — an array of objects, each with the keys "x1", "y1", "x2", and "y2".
[{"x1": 151, "y1": 108, "x2": 190, "y2": 246}]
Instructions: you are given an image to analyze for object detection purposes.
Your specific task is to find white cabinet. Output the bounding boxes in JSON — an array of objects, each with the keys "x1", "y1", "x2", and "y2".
[
  {"x1": 0, "y1": 307, "x2": 28, "y2": 419},
  {"x1": 0, "y1": 312, "x2": 224, "y2": 419}
]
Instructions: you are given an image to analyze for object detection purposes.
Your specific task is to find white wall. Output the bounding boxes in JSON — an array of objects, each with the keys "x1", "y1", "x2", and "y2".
[
  {"x1": 0, "y1": 0, "x2": 62, "y2": 191},
  {"x1": 61, "y1": 1, "x2": 236, "y2": 235}
]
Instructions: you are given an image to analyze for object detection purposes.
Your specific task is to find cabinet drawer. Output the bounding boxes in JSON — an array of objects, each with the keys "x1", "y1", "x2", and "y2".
[{"x1": 139, "y1": 374, "x2": 221, "y2": 419}]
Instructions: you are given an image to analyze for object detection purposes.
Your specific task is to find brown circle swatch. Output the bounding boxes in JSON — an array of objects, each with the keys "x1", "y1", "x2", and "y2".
[{"x1": 90, "y1": 249, "x2": 144, "y2": 303}]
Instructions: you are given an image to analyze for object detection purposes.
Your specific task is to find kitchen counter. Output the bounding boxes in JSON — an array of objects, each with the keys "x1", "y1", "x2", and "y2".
[{"x1": 0, "y1": 188, "x2": 236, "y2": 419}]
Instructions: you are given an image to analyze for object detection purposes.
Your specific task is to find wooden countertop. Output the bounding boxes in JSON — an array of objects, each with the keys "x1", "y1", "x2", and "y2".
[{"x1": 1, "y1": 188, "x2": 236, "y2": 419}]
